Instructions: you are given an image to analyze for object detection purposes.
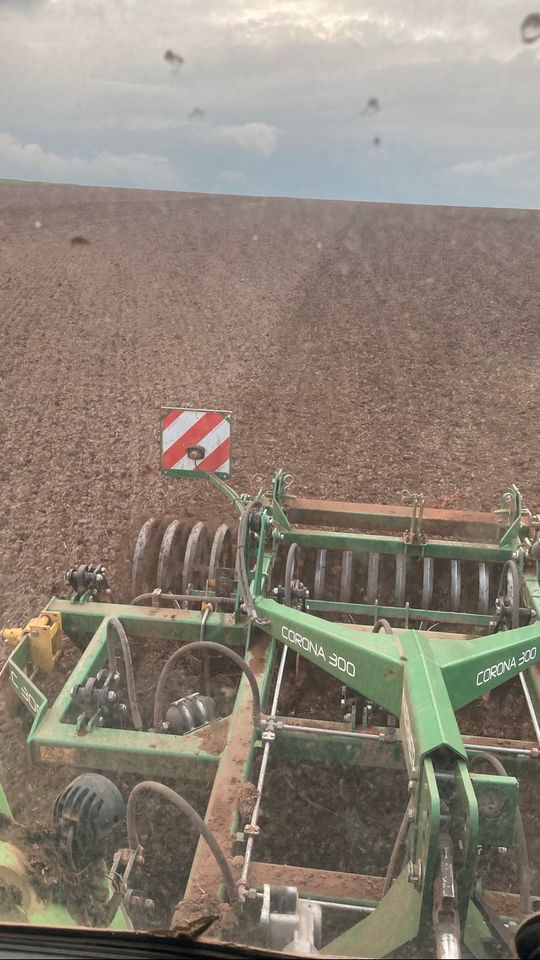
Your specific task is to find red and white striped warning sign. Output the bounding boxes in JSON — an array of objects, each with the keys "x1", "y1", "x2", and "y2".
[{"x1": 161, "y1": 408, "x2": 231, "y2": 477}]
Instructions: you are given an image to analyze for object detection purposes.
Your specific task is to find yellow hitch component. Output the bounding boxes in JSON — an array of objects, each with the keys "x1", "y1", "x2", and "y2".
[
  {"x1": 1, "y1": 628, "x2": 24, "y2": 649},
  {"x1": 1, "y1": 612, "x2": 63, "y2": 674}
]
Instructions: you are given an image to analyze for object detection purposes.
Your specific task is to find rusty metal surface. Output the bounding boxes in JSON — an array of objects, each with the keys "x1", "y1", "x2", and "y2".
[
  {"x1": 179, "y1": 639, "x2": 271, "y2": 911},
  {"x1": 249, "y1": 863, "x2": 525, "y2": 919},
  {"x1": 286, "y1": 497, "x2": 502, "y2": 539}
]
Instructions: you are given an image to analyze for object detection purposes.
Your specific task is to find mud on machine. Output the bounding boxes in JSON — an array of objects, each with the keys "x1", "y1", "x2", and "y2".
[{"x1": 3, "y1": 406, "x2": 540, "y2": 958}]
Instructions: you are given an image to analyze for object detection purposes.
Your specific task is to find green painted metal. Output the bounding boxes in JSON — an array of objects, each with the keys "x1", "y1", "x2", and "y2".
[
  {"x1": 399, "y1": 633, "x2": 467, "y2": 769},
  {"x1": 435, "y1": 622, "x2": 540, "y2": 709},
  {"x1": 464, "y1": 900, "x2": 511, "y2": 960},
  {"x1": 283, "y1": 528, "x2": 512, "y2": 562},
  {"x1": 6, "y1": 468, "x2": 540, "y2": 955},
  {"x1": 47, "y1": 599, "x2": 246, "y2": 646},
  {"x1": 0, "y1": 785, "x2": 13, "y2": 821},
  {"x1": 6, "y1": 634, "x2": 48, "y2": 723},
  {"x1": 255, "y1": 596, "x2": 404, "y2": 715},
  {"x1": 306, "y1": 598, "x2": 492, "y2": 628},
  {"x1": 471, "y1": 772, "x2": 518, "y2": 848},
  {"x1": 206, "y1": 471, "x2": 249, "y2": 515},
  {"x1": 0, "y1": 838, "x2": 129, "y2": 929},
  {"x1": 452, "y1": 759, "x2": 480, "y2": 921},
  {"x1": 321, "y1": 867, "x2": 421, "y2": 957}
]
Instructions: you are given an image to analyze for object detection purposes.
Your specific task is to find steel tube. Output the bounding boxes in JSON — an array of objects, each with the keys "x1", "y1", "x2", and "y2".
[
  {"x1": 131, "y1": 592, "x2": 235, "y2": 606},
  {"x1": 255, "y1": 891, "x2": 375, "y2": 914},
  {"x1": 280, "y1": 723, "x2": 382, "y2": 741},
  {"x1": 237, "y1": 645, "x2": 289, "y2": 900},
  {"x1": 519, "y1": 672, "x2": 540, "y2": 747},
  {"x1": 465, "y1": 742, "x2": 536, "y2": 757}
]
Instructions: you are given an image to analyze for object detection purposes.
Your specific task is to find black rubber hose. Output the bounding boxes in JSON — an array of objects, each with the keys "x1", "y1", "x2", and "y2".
[
  {"x1": 236, "y1": 500, "x2": 267, "y2": 622},
  {"x1": 106, "y1": 618, "x2": 143, "y2": 731},
  {"x1": 373, "y1": 619, "x2": 393, "y2": 634},
  {"x1": 470, "y1": 752, "x2": 531, "y2": 914},
  {"x1": 153, "y1": 640, "x2": 261, "y2": 730},
  {"x1": 126, "y1": 781, "x2": 240, "y2": 911}
]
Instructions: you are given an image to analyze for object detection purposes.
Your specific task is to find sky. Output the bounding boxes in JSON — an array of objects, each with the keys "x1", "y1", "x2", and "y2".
[{"x1": 0, "y1": 0, "x2": 539, "y2": 207}]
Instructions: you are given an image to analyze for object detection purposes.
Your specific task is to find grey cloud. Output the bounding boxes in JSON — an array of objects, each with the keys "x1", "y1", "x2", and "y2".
[{"x1": 0, "y1": 0, "x2": 539, "y2": 207}]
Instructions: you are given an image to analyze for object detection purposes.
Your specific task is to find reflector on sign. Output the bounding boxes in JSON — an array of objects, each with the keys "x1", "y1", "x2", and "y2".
[{"x1": 160, "y1": 408, "x2": 232, "y2": 478}]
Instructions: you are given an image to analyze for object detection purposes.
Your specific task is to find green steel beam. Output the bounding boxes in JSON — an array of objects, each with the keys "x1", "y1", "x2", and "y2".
[
  {"x1": 46, "y1": 599, "x2": 246, "y2": 647},
  {"x1": 282, "y1": 529, "x2": 512, "y2": 562},
  {"x1": 255, "y1": 597, "x2": 404, "y2": 715},
  {"x1": 434, "y1": 622, "x2": 540, "y2": 710},
  {"x1": 321, "y1": 857, "x2": 422, "y2": 957},
  {"x1": 284, "y1": 497, "x2": 503, "y2": 540},
  {"x1": 400, "y1": 633, "x2": 467, "y2": 767},
  {"x1": 306, "y1": 599, "x2": 492, "y2": 628}
]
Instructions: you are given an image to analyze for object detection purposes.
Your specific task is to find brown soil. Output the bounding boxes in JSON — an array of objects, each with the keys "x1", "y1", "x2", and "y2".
[{"x1": 1, "y1": 185, "x2": 540, "y2": 944}]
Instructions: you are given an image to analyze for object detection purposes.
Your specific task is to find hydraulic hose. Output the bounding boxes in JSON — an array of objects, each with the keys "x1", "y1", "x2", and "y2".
[
  {"x1": 470, "y1": 752, "x2": 531, "y2": 914},
  {"x1": 106, "y1": 617, "x2": 143, "y2": 731},
  {"x1": 373, "y1": 619, "x2": 393, "y2": 634},
  {"x1": 153, "y1": 640, "x2": 261, "y2": 730},
  {"x1": 236, "y1": 500, "x2": 269, "y2": 624},
  {"x1": 126, "y1": 781, "x2": 240, "y2": 911}
]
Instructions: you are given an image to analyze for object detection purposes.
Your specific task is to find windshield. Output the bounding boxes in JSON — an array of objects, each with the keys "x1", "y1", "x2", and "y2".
[{"x1": 1, "y1": 3, "x2": 540, "y2": 959}]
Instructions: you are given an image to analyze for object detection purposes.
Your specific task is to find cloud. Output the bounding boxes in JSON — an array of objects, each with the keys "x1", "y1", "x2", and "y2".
[
  {"x1": 450, "y1": 151, "x2": 536, "y2": 177},
  {"x1": 0, "y1": 133, "x2": 178, "y2": 188},
  {"x1": 0, "y1": 0, "x2": 539, "y2": 205},
  {"x1": 200, "y1": 122, "x2": 281, "y2": 156}
]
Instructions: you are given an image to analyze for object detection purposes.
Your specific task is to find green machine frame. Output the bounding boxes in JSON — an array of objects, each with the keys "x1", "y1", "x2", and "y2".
[{"x1": 5, "y1": 450, "x2": 540, "y2": 957}]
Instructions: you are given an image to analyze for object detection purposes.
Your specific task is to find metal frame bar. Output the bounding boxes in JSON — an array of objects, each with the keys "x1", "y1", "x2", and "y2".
[{"x1": 5, "y1": 475, "x2": 540, "y2": 957}]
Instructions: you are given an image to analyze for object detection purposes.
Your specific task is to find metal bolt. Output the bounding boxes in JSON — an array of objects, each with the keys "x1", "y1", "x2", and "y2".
[
  {"x1": 107, "y1": 690, "x2": 117, "y2": 702},
  {"x1": 244, "y1": 824, "x2": 260, "y2": 837},
  {"x1": 497, "y1": 846, "x2": 508, "y2": 855},
  {"x1": 280, "y1": 533, "x2": 285, "y2": 541},
  {"x1": 246, "y1": 888, "x2": 258, "y2": 901},
  {"x1": 407, "y1": 859, "x2": 422, "y2": 887}
]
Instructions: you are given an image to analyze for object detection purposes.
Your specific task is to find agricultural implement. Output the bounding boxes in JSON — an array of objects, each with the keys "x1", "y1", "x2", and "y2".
[{"x1": 3, "y1": 406, "x2": 540, "y2": 958}]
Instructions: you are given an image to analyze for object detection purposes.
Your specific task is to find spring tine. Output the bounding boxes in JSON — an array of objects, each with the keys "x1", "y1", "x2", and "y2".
[
  {"x1": 340, "y1": 551, "x2": 353, "y2": 622},
  {"x1": 395, "y1": 555, "x2": 407, "y2": 607},
  {"x1": 422, "y1": 557, "x2": 434, "y2": 610},
  {"x1": 450, "y1": 559, "x2": 462, "y2": 612},
  {"x1": 478, "y1": 562, "x2": 490, "y2": 614},
  {"x1": 367, "y1": 553, "x2": 379, "y2": 604},
  {"x1": 314, "y1": 549, "x2": 327, "y2": 600},
  {"x1": 340, "y1": 551, "x2": 353, "y2": 603}
]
